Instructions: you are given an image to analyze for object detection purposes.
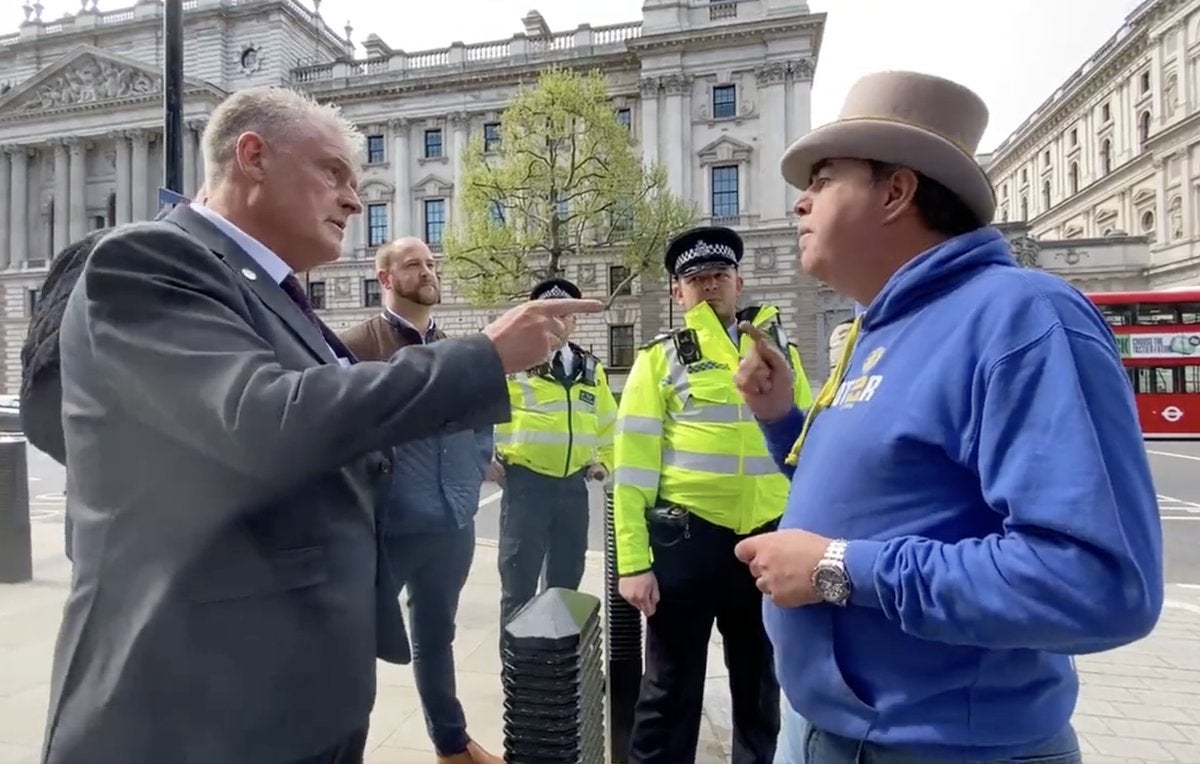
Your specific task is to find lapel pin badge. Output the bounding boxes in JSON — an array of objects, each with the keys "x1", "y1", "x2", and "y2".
[{"x1": 241, "y1": 267, "x2": 258, "y2": 281}]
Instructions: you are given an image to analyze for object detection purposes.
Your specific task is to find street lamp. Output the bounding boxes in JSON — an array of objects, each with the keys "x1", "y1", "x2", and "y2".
[{"x1": 163, "y1": 0, "x2": 184, "y2": 193}]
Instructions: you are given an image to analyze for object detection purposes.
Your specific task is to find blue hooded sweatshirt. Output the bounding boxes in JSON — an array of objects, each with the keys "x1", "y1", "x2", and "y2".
[{"x1": 759, "y1": 227, "x2": 1163, "y2": 759}]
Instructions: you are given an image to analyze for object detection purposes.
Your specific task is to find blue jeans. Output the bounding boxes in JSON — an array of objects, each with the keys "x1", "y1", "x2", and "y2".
[
  {"x1": 787, "y1": 720, "x2": 1082, "y2": 764},
  {"x1": 385, "y1": 523, "x2": 477, "y2": 757},
  {"x1": 773, "y1": 699, "x2": 807, "y2": 764}
]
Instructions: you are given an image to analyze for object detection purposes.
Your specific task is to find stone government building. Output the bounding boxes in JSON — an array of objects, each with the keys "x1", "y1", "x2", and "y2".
[
  {"x1": 983, "y1": 0, "x2": 1200, "y2": 290},
  {"x1": 0, "y1": 0, "x2": 839, "y2": 395},
  {"x1": 5, "y1": 0, "x2": 1185, "y2": 399}
]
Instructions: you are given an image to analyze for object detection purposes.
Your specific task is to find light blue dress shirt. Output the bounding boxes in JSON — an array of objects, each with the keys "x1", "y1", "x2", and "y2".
[{"x1": 191, "y1": 202, "x2": 349, "y2": 366}]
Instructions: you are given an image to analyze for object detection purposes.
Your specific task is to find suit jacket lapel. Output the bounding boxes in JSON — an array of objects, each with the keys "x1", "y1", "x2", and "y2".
[{"x1": 163, "y1": 205, "x2": 336, "y2": 365}]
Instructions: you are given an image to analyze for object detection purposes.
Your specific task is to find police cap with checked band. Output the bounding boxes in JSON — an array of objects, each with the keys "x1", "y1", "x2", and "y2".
[
  {"x1": 529, "y1": 277, "x2": 582, "y2": 301},
  {"x1": 665, "y1": 225, "x2": 744, "y2": 279}
]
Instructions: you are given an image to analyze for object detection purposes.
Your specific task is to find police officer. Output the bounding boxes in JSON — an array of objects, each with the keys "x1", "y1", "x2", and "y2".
[
  {"x1": 492, "y1": 277, "x2": 619, "y2": 630},
  {"x1": 613, "y1": 226, "x2": 814, "y2": 764}
]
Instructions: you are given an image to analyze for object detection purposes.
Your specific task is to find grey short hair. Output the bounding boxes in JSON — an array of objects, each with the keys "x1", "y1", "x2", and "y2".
[{"x1": 201, "y1": 87, "x2": 364, "y2": 187}]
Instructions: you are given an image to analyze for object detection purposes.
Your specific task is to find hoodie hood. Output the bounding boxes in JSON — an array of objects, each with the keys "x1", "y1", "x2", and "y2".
[{"x1": 863, "y1": 227, "x2": 1015, "y2": 330}]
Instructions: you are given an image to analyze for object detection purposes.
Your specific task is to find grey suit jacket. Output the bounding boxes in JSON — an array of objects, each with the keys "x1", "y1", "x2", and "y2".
[{"x1": 41, "y1": 205, "x2": 510, "y2": 764}]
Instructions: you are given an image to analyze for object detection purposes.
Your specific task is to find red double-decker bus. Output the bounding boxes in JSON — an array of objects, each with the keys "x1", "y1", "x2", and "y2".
[{"x1": 1086, "y1": 288, "x2": 1200, "y2": 439}]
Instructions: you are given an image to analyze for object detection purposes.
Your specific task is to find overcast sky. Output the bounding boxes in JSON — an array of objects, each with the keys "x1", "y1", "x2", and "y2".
[{"x1": 15, "y1": 0, "x2": 1143, "y2": 152}]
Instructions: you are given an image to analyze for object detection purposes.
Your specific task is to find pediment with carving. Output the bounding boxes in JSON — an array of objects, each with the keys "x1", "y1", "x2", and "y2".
[
  {"x1": 358, "y1": 178, "x2": 395, "y2": 202},
  {"x1": 1132, "y1": 188, "x2": 1155, "y2": 206},
  {"x1": 0, "y1": 45, "x2": 218, "y2": 121},
  {"x1": 412, "y1": 174, "x2": 454, "y2": 198},
  {"x1": 697, "y1": 135, "x2": 754, "y2": 165},
  {"x1": 1094, "y1": 207, "x2": 1119, "y2": 224}
]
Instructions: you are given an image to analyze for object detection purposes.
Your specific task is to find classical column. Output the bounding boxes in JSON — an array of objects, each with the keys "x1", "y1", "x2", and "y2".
[
  {"x1": 756, "y1": 62, "x2": 789, "y2": 222},
  {"x1": 1155, "y1": 159, "x2": 1168, "y2": 242},
  {"x1": 114, "y1": 131, "x2": 132, "y2": 224},
  {"x1": 661, "y1": 74, "x2": 688, "y2": 197},
  {"x1": 1179, "y1": 27, "x2": 1191, "y2": 113},
  {"x1": 1184, "y1": 152, "x2": 1195, "y2": 237},
  {"x1": 9, "y1": 147, "x2": 29, "y2": 268},
  {"x1": 0, "y1": 149, "x2": 10, "y2": 270},
  {"x1": 450, "y1": 112, "x2": 469, "y2": 215},
  {"x1": 391, "y1": 118, "x2": 411, "y2": 235},
  {"x1": 130, "y1": 130, "x2": 150, "y2": 220},
  {"x1": 53, "y1": 140, "x2": 69, "y2": 252},
  {"x1": 195, "y1": 120, "x2": 207, "y2": 191},
  {"x1": 788, "y1": 58, "x2": 815, "y2": 138},
  {"x1": 183, "y1": 124, "x2": 198, "y2": 198},
  {"x1": 349, "y1": 214, "x2": 365, "y2": 258},
  {"x1": 639, "y1": 77, "x2": 660, "y2": 169},
  {"x1": 68, "y1": 138, "x2": 88, "y2": 241}
]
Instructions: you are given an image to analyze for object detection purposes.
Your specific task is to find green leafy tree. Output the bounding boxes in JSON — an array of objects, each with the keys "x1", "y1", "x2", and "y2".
[{"x1": 444, "y1": 67, "x2": 696, "y2": 305}]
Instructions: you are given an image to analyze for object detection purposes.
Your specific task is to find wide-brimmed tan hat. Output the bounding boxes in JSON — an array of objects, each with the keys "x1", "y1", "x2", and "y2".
[{"x1": 780, "y1": 71, "x2": 995, "y2": 225}]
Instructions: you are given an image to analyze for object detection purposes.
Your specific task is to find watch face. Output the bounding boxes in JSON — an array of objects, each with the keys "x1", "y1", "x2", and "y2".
[{"x1": 814, "y1": 565, "x2": 850, "y2": 603}]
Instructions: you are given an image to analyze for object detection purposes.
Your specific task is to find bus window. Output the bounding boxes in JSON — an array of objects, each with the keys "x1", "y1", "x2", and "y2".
[
  {"x1": 1135, "y1": 303, "x2": 1179, "y2": 325},
  {"x1": 1181, "y1": 302, "x2": 1200, "y2": 324},
  {"x1": 1186, "y1": 366, "x2": 1200, "y2": 394},
  {"x1": 1135, "y1": 367, "x2": 1181, "y2": 394},
  {"x1": 1099, "y1": 304, "x2": 1133, "y2": 326}
]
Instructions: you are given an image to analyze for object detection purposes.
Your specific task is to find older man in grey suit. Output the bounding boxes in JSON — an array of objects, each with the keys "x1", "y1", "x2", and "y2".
[{"x1": 42, "y1": 86, "x2": 600, "y2": 764}]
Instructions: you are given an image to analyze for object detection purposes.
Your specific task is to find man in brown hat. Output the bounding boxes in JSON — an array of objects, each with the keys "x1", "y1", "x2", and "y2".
[{"x1": 732, "y1": 71, "x2": 1162, "y2": 763}]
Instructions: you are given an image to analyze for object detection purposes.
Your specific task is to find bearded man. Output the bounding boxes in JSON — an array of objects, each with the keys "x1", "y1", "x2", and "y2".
[{"x1": 341, "y1": 237, "x2": 501, "y2": 764}]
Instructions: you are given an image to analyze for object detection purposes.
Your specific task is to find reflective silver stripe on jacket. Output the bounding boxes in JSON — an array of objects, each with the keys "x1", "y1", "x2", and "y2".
[
  {"x1": 614, "y1": 465, "x2": 659, "y2": 488},
  {"x1": 510, "y1": 374, "x2": 583, "y2": 413},
  {"x1": 510, "y1": 374, "x2": 538, "y2": 408},
  {"x1": 662, "y1": 447, "x2": 776, "y2": 476},
  {"x1": 664, "y1": 340, "x2": 748, "y2": 425},
  {"x1": 616, "y1": 415, "x2": 663, "y2": 436}
]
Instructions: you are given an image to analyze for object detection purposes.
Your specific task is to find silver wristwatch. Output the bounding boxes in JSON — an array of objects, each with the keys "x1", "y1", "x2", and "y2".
[{"x1": 811, "y1": 539, "x2": 851, "y2": 606}]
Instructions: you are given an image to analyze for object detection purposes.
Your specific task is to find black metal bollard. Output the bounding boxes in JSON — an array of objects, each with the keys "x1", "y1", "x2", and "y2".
[
  {"x1": 0, "y1": 437, "x2": 32, "y2": 583},
  {"x1": 603, "y1": 490, "x2": 643, "y2": 763},
  {"x1": 502, "y1": 587, "x2": 605, "y2": 764}
]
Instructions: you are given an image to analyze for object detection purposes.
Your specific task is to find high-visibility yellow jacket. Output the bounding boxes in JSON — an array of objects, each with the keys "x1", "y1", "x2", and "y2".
[
  {"x1": 495, "y1": 345, "x2": 618, "y2": 479},
  {"x1": 612, "y1": 302, "x2": 814, "y2": 575}
]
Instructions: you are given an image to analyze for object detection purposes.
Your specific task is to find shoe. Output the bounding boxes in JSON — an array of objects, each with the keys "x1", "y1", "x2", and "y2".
[{"x1": 435, "y1": 740, "x2": 503, "y2": 764}]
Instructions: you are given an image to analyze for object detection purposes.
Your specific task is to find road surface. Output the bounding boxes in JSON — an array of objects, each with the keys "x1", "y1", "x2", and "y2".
[{"x1": 21, "y1": 439, "x2": 1200, "y2": 585}]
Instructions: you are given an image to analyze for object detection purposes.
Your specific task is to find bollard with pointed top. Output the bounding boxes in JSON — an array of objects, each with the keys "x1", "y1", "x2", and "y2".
[{"x1": 501, "y1": 587, "x2": 604, "y2": 764}]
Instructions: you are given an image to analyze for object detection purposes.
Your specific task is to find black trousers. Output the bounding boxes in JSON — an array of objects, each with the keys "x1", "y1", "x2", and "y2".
[
  {"x1": 628, "y1": 513, "x2": 780, "y2": 764},
  {"x1": 497, "y1": 463, "x2": 590, "y2": 628},
  {"x1": 385, "y1": 523, "x2": 477, "y2": 757},
  {"x1": 290, "y1": 727, "x2": 368, "y2": 764}
]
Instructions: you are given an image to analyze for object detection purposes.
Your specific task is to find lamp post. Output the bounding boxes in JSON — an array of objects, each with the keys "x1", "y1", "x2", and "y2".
[{"x1": 163, "y1": 0, "x2": 184, "y2": 193}]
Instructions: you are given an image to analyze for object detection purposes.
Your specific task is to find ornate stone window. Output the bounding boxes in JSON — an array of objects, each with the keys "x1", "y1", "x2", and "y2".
[
  {"x1": 413, "y1": 175, "x2": 453, "y2": 249},
  {"x1": 358, "y1": 179, "x2": 395, "y2": 251},
  {"x1": 697, "y1": 136, "x2": 752, "y2": 223}
]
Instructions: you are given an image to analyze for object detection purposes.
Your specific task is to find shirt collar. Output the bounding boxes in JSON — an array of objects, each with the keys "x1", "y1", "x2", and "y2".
[
  {"x1": 190, "y1": 202, "x2": 292, "y2": 285},
  {"x1": 384, "y1": 306, "x2": 436, "y2": 336}
]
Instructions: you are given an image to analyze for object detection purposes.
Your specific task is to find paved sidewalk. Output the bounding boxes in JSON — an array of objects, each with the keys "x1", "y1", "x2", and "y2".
[
  {"x1": 4, "y1": 516, "x2": 1200, "y2": 763},
  {"x1": 0, "y1": 519, "x2": 731, "y2": 764}
]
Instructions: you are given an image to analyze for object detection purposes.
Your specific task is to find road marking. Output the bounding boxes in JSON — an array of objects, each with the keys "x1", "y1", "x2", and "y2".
[
  {"x1": 1175, "y1": 583, "x2": 1200, "y2": 590},
  {"x1": 1164, "y1": 599, "x2": 1200, "y2": 616},
  {"x1": 1147, "y1": 449, "x2": 1200, "y2": 462}
]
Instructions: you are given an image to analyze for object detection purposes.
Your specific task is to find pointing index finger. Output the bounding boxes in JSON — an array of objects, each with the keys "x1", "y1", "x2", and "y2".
[{"x1": 533, "y1": 298, "x2": 605, "y2": 315}]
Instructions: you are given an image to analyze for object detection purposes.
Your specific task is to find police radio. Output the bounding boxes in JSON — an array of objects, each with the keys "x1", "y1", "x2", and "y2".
[
  {"x1": 766, "y1": 321, "x2": 794, "y2": 369},
  {"x1": 673, "y1": 329, "x2": 703, "y2": 364}
]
